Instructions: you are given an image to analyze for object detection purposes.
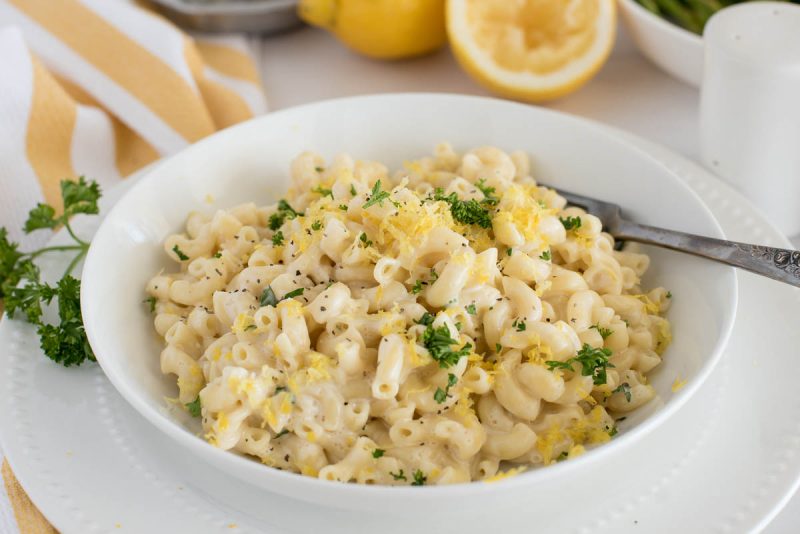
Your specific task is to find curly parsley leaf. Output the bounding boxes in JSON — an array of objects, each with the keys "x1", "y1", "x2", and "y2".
[
  {"x1": 434, "y1": 373, "x2": 458, "y2": 404},
  {"x1": 372, "y1": 448, "x2": 385, "y2": 459},
  {"x1": 61, "y1": 177, "x2": 101, "y2": 218},
  {"x1": 312, "y1": 185, "x2": 333, "y2": 199},
  {"x1": 272, "y1": 230, "x2": 285, "y2": 246},
  {"x1": 411, "y1": 469, "x2": 427, "y2": 486},
  {"x1": 430, "y1": 189, "x2": 492, "y2": 228},
  {"x1": 268, "y1": 199, "x2": 303, "y2": 231},
  {"x1": 591, "y1": 324, "x2": 614, "y2": 339},
  {"x1": 390, "y1": 470, "x2": 407, "y2": 481},
  {"x1": 546, "y1": 343, "x2": 614, "y2": 385},
  {"x1": 1, "y1": 178, "x2": 101, "y2": 368},
  {"x1": 415, "y1": 312, "x2": 435, "y2": 326},
  {"x1": 612, "y1": 382, "x2": 632, "y2": 402},
  {"x1": 475, "y1": 178, "x2": 498, "y2": 205},
  {"x1": 421, "y1": 324, "x2": 471, "y2": 368},
  {"x1": 539, "y1": 250, "x2": 551, "y2": 261},
  {"x1": 283, "y1": 287, "x2": 305, "y2": 300},
  {"x1": 186, "y1": 397, "x2": 202, "y2": 417},
  {"x1": 260, "y1": 286, "x2": 278, "y2": 307},
  {"x1": 559, "y1": 215, "x2": 582, "y2": 231},
  {"x1": 362, "y1": 180, "x2": 395, "y2": 209},
  {"x1": 465, "y1": 303, "x2": 477, "y2": 315},
  {"x1": 172, "y1": 245, "x2": 189, "y2": 261},
  {"x1": 36, "y1": 276, "x2": 95, "y2": 367}
]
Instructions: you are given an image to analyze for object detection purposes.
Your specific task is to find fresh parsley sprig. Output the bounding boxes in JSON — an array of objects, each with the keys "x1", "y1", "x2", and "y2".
[
  {"x1": 433, "y1": 373, "x2": 458, "y2": 404},
  {"x1": 1, "y1": 177, "x2": 100, "y2": 367},
  {"x1": 546, "y1": 343, "x2": 614, "y2": 386},
  {"x1": 362, "y1": 180, "x2": 398, "y2": 209},
  {"x1": 421, "y1": 323, "x2": 471, "y2": 368},
  {"x1": 429, "y1": 188, "x2": 492, "y2": 228},
  {"x1": 259, "y1": 285, "x2": 305, "y2": 307},
  {"x1": 268, "y1": 199, "x2": 303, "y2": 231}
]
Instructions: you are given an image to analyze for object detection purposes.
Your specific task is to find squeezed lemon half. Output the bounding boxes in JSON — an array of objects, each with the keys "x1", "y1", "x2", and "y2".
[{"x1": 447, "y1": 0, "x2": 617, "y2": 102}]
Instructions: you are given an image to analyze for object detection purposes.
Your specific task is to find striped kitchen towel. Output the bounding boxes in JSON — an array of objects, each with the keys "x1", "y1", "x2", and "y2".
[{"x1": 0, "y1": 0, "x2": 267, "y2": 249}]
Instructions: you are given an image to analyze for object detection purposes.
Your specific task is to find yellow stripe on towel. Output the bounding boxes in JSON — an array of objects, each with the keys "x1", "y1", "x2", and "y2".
[
  {"x1": 10, "y1": 0, "x2": 216, "y2": 143},
  {"x1": 26, "y1": 56, "x2": 76, "y2": 212}
]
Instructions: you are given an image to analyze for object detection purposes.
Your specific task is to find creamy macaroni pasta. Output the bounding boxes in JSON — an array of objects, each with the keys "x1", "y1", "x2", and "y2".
[{"x1": 146, "y1": 145, "x2": 672, "y2": 485}]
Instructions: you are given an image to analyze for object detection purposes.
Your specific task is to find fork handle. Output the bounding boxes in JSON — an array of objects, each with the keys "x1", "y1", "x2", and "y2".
[{"x1": 615, "y1": 220, "x2": 800, "y2": 288}]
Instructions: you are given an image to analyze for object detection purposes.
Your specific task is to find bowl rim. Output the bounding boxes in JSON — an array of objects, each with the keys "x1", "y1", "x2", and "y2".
[
  {"x1": 618, "y1": 0, "x2": 704, "y2": 46},
  {"x1": 81, "y1": 92, "x2": 738, "y2": 499}
]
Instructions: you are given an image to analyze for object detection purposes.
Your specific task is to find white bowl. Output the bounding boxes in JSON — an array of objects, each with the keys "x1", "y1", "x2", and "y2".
[
  {"x1": 81, "y1": 94, "x2": 737, "y2": 513},
  {"x1": 618, "y1": 0, "x2": 704, "y2": 87}
]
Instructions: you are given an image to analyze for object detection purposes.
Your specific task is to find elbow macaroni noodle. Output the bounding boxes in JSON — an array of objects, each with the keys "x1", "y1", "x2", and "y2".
[{"x1": 146, "y1": 144, "x2": 672, "y2": 485}]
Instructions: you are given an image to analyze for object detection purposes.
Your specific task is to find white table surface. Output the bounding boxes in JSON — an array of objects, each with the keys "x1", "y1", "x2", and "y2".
[{"x1": 0, "y1": 21, "x2": 796, "y2": 533}]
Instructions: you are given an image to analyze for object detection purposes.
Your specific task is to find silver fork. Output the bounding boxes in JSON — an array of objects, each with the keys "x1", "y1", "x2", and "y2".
[{"x1": 543, "y1": 185, "x2": 800, "y2": 288}]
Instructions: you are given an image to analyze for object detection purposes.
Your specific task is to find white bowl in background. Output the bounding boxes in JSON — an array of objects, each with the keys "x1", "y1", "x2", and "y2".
[
  {"x1": 618, "y1": 0, "x2": 704, "y2": 87},
  {"x1": 81, "y1": 94, "x2": 737, "y2": 513}
]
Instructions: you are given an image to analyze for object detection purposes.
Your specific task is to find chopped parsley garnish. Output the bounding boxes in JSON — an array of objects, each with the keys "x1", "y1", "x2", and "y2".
[
  {"x1": 338, "y1": 204, "x2": 348, "y2": 211},
  {"x1": 612, "y1": 382, "x2": 632, "y2": 402},
  {"x1": 421, "y1": 324, "x2": 471, "y2": 368},
  {"x1": 512, "y1": 318, "x2": 527, "y2": 332},
  {"x1": 559, "y1": 215, "x2": 582, "y2": 231},
  {"x1": 557, "y1": 451, "x2": 569, "y2": 462},
  {"x1": 1, "y1": 177, "x2": 101, "y2": 367},
  {"x1": 465, "y1": 303, "x2": 477, "y2": 315},
  {"x1": 546, "y1": 343, "x2": 614, "y2": 385},
  {"x1": 429, "y1": 188, "x2": 492, "y2": 228},
  {"x1": 359, "y1": 232, "x2": 372, "y2": 247},
  {"x1": 666, "y1": 291, "x2": 672, "y2": 299},
  {"x1": 372, "y1": 448, "x2": 385, "y2": 459},
  {"x1": 244, "y1": 324, "x2": 257, "y2": 331},
  {"x1": 186, "y1": 397, "x2": 201, "y2": 417},
  {"x1": 260, "y1": 287, "x2": 278, "y2": 307},
  {"x1": 411, "y1": 279, "x2": 425, "y2": 294},
  {"x1": 607, "y1": 426, "x2": 618, "y2": 437},
  {"x1": 314, "y1": 166, "x2": 324, "y2": 173},
  {"x1": 591, "y1": 324, "x2": 614, "y2": 339},
  {"x1": 411, "y1": 469, "x2": 427, "y2": 486},
  {"x1": 390, "y1": 470, "x2": 407, "y2": 481},
  {"x1": 312, "y1": 185, "x2": 333, "y2": 198},
  {"x1": 415, "y1": 312, "x2": 435, "y2": 326},
  {"x1": 172, "y1": 245, "x2": 189, "y2": 261},
  {"x1": 268, "y1": 199, "x2": 303, "y2": 231},
  {"x1": 475, "y1": 178, "x2": 498, "y2": 205},
  {"x1": 213, "y1": 251, "x2": 222, "y2": 259},
  {"x1": 311, "y1": 220, "x2": 322, "y2": 231},
  {"x1": 540, "y1": 250, "x2": 551, "y2": 261},
  {"x1": 350, "y1": 184, "x2": 357, "y2": 196},
  {"x1": 495, "y1": 343, "x2": 502, "y2": 353},
  {"x1": 271, "y1": 230, "x2": 285, "y2": 246},
  {"x1": 144, "y1": 296, "x2": 157, "y2": 313},
  {"x1": 507, "y1": 248, "x2": 513, "y2": 256},
  {"x1": 434, "y1": 373, "x2": 458, "y2": 404},
  {"x1": 430, "y1": 269, "x2": 439, "y2": 281},
  {"x1": 362, "y1": 180, "x2": 395, "y2": 209},
  {"x1": 283, "y1": 287, "x2": 305, "y2": 300},
  {"x1": 274, "y1": 429, "x2": 290, "y2": 439},
  {"x1": 455, "y1": 321, "x2": 462, "y2": 331},
  {"x1": 274, "y1": 386, "x2": 288, "y2": 394}
]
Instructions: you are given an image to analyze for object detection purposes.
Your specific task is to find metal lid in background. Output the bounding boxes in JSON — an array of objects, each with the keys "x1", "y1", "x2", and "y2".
[{"x1": 149, "y1": 0, "x2": 303, "y2": 34}]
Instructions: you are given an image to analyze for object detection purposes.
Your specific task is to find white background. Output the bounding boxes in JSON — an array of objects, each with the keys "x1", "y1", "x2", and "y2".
[{"x1": 1, "y1": 21, "x2": 798, "y2": 533}]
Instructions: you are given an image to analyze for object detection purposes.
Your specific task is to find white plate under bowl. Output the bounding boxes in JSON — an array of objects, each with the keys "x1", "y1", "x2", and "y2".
[
  {"x1": 0, "y1": 124, "x2": 795, "y2": 533},
  {"x1": 80, "y1": 94, "x2": 736, "y2": 512},
  {"x1": 618, "y1": 0, "x2": 704, "y2": 87}
]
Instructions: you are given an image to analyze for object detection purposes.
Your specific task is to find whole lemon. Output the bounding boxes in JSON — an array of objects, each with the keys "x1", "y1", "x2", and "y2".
[{"x1": 298, "y1": 0, "x2": 447, "y2": 60}]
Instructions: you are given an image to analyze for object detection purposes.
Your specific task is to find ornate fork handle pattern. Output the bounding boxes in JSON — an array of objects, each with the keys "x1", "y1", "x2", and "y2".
[
  {"x1": 615, "y1": 220, "x2": 800, "y2": 288},
  {"x1": 736, "y1": 245, "x2": 800, "y2": 279}
]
